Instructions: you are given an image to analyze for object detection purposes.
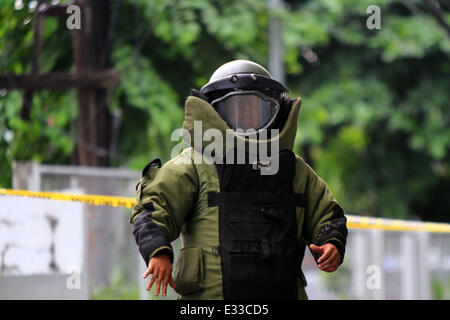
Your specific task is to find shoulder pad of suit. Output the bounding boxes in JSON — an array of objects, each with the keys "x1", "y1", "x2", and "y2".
[{"x1": 142, "y1": 158, "x2": 162, "y2": 177}]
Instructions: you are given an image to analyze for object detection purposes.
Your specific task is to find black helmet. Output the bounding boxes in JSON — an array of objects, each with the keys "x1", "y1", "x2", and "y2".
[{"x1": 199, "y1": 60, "x2": 289, "y2": 133}]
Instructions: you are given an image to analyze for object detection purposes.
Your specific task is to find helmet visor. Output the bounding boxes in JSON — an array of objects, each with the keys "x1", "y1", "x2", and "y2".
[{"x1": 211, "y1": 91, "x2": 280, "y2": 132}]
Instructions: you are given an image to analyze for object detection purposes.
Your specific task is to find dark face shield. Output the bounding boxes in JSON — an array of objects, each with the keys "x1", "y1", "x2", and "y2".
[{"x1": 211, "y1": 91, "x2": 280, "y2": 133}]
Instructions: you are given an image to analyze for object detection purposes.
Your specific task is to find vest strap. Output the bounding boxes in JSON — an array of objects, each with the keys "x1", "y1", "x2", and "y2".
[{"x1": 208, "y1": 191, "x2": 304, "y2": 208}]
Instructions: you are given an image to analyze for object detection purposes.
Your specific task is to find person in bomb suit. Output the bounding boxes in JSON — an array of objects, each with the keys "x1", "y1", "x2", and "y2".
[{"x1": 130, "y1": 60, "x2": 348, "y2": 300}]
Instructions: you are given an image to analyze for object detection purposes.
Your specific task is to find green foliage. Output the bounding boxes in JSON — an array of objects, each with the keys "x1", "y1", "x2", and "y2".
[
  {"x1": 0, "y1": 0, "x2": 76, "y2": 187},
  {"x1": 91, "y1": 272, "x2": 140, "y2": 300},
  {"x1": 0, "y1": 0, "x2": 449, "y2": 221},
  {"x1": 431, "y1": 277, "x2": 450, "y2": 300},
  {"x1": 112, "y1": 44, "x2": 183, "y2": 169},
  {"x1": 320, "y1": 257, "x2": 351, "y2": 299},
  {"x1": 285, "y1": 0, "x2": 450, "y2": 221}
]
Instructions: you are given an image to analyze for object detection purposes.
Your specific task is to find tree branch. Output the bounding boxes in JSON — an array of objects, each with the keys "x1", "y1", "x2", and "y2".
[
  {"x1": 423, "y1": 0, "x2": 450, "y2": 37},
  {"x1": 0, "y1": 69, "x2": 121, "y2": 90}
]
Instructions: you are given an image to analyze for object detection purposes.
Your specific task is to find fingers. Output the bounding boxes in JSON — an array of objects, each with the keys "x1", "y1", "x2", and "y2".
[
  {"x1": 154, "y1": 271, "x2": 163, "y2": 296},
  {"x1": 143, "y1": 256, "x2": 174, "y2": 297},
  {"x1": 318, "y1": 252, "x2": 340, "y2": 272},
  {"x1": 318, "y1": 251, "x2": 337, "y2": 269},
  {"x1": 146, "y1": 268, "x2": 174, "y2": 297},
  {"x1": 162, "y1": 270, "x2": 169, "y2": 297},
  {"x1": 146, "y1": 270, "x2": 157, "y2": 291},
  {"x1": 309, "y1": 244, "x2": 322, "y2": 253},
  {"x1": 142, "y1": 265, "x2": 153, "y2": 279},
  {"x1": 311, "y1": 243, "x2": 341, "y2": 272},
  {"x1": 317, "y1": 246, "x2": 332, "y2": 264},
  {"x1": 320, "y1": 262, "x2": 339, "y2": 273}
]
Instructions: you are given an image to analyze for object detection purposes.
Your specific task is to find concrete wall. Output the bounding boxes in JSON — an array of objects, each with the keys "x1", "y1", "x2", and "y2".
[
  {"x1": 0, "y1": 275, "x2": 88, "y2": 299},
  {"x1": 7, "y1": 161, "x2": 140, "y2": 298}
]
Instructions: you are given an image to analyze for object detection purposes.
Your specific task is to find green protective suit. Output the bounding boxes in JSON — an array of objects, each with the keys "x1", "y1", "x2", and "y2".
[{"x1": 130, "y1": 96, "x2": 348, "y2": 300}]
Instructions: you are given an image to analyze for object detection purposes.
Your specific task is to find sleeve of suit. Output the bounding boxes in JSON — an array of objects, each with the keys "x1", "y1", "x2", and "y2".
[
  {"x1": 302, "y1": 162, "x2": 348, "y2": 264},
  {"x1": 130, "y1": 150, "x2": 199, "y2": 265}
]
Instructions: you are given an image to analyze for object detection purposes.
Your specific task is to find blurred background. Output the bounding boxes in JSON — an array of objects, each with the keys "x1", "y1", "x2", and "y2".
[{"x1": 0, "y1": 0, "x2": 449, "y2": 299}]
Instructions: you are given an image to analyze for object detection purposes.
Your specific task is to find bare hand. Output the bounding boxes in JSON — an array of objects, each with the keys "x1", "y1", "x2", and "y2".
[
  {"x1": 142, "y1": 252, "x2": 176, "y2": 297},
  {"x1": 309, "y1": 243, "x2": 341, "y2": 273}
]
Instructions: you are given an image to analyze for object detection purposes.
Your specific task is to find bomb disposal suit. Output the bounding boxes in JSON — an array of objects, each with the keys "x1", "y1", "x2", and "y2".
[{"x1": 130, "y1": 60, "x2": 348, "y2": 300}]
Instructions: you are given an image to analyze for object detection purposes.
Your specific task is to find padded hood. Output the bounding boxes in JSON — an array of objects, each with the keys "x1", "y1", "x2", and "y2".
[{"x1": 182, "y1": 96, "x2": 302, "y2": 157}]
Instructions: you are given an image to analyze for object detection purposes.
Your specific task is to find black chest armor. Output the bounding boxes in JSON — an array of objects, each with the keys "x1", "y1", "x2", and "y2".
[{"x1": 208, "y1": 150, "x2": 305, "y2": 300}]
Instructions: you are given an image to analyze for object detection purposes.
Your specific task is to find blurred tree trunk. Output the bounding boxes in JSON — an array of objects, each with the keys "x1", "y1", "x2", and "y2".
[
  {"x1": 73, "y1": 0, "x2": 111, "y2": 167},
  {"x1": 72, "y1": 0, "x2": 114, "y2": 293}
]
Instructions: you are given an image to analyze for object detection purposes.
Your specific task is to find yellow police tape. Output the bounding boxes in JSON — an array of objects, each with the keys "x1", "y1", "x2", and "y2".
[
  {"x1": 1, "y1": 188, "x2": 450, "y2": 233},
  {"x1": 0, "y1": 188, "x2": 135, "y2": 209},
  {"x1": 346, "y1": 216, "x2": 450, "y2": 233}
]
